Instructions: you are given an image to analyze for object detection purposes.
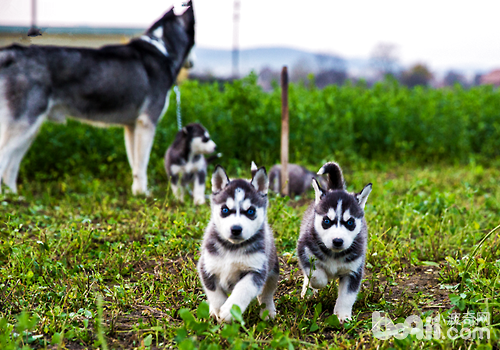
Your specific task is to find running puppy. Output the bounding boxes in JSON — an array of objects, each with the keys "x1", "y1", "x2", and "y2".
[
  {"x1": 164, "y1": 123, "x2": 216, "y2": 205},
  {"x1": 0, "y1": 3, "x2": 195, "y2": 195},
  {"x1": 297, "y1": 162, "x2": 372, "y2": 323},
  {"x1": 198, "y1": 165, "x2": 279, "y2": 322}
]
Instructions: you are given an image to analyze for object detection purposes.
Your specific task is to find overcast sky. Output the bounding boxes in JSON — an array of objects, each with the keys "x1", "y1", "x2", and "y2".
[{"x1": 1, "y1": 0, "x2": 499, "y2": 71}]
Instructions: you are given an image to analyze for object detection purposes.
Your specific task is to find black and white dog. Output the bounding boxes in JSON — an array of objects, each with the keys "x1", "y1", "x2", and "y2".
[
  {"x1": 251, "y1": 162, "x2": 328, "y2": 197},
  {"x1": 297, "y1": 162, "x2": 372, "y2": 323},
  {"x1": 198, "y1": 165, "x2": 279, "y2": 322},
  {"x1": 0, "y1": 3, "x2": 195, "y2": 195},
  {"x1": 164, "y1": 123, "x2": 216, "y2": 205}
]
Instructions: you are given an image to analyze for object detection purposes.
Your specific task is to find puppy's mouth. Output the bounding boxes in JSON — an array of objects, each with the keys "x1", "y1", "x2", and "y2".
[{"x1": 227, "y1": 236, "x2": 245, "y2": 244}]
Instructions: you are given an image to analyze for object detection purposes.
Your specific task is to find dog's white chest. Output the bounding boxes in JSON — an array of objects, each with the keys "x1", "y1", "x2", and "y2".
[{"x1": 204, "y1": 251, "x2": 266, "y2": 291}]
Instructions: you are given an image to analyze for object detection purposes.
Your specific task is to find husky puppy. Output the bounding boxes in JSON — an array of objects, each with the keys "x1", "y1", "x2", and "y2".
[
  {"x1": 297, "y1": 162, "x2": 372, "y2": 323},
  {"x1": 164, "y1": 123, "x2": 216, "y2": 205},
  {"x1": 0, "y1": 3, "x2": 195, "y2": 195},
  {"x1": 198, "y1": 165, "x2": 279, "y2": 322},
  {"x1": 251, "y1": 162, "x2": 328, "y2": 197}
]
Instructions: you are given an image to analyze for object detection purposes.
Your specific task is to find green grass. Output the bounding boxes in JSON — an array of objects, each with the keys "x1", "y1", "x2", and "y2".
[{"x1": 1, "y1": 162, "x2": 499, "y2": 349}]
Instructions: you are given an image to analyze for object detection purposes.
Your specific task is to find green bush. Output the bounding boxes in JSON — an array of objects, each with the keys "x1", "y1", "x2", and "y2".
[{"x1": 19, "y1": 74, "x2": 500, "y2": 184}]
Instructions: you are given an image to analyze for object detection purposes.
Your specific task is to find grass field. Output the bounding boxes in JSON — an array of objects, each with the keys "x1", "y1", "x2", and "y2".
[{"x1": 1, "y1": 162, "x2": 499, "y2": 349}]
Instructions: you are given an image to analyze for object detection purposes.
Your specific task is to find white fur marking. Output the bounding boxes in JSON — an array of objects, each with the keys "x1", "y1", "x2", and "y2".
[{"x1": 140, "y1": 35, "x2": 168, "y2": 56}]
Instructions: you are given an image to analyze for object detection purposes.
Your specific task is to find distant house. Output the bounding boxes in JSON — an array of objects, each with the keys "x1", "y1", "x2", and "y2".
[
  {"x1": 0, "y1": 25, "x2": 143, "y2": 48},
  {"x1": 480, "y1": 69, "x2": 500, "y2": 87}
]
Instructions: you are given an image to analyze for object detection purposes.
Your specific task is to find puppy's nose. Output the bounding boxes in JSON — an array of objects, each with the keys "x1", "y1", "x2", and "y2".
[
  {"x1": 332, "y1": 238, "x2": 343, "y2": 248},
  {"x1": 231, "y1": 225, "x2": 243, "y2": 236}
]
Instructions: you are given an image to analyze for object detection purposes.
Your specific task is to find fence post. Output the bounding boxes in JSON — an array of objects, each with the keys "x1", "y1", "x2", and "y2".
[{"x1": 281, "y1": 66, "x2": 289, "y2": 196}]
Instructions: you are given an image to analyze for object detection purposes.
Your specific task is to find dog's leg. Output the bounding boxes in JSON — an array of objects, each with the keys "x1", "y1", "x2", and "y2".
[
  {"x1": 124, "y1": 124, "x2": 135, "y2": 172},
  {"x1": 170, "y1": 173, "x2": 184, "y2": 202},
  {"x1": 198, "y1": 259, "x2": 226, "y2": 318},
  {"x1": 206, "y1": 287, "x2": 228, "y2": 320},
  {"x1": 193, "y1": 170, "x2": 206, "y2": 205},
  {"x1": 131, "y1": 114, "x2": 156, "y2": 195},
  {"x1": 0, "y1": 117, "x2": 45, "y2": 193},
  {"x1": 258, "y1": 260, "x2": 279, "y2": 319},
  {"x1": 334, "y1": 269, "x2": 362, "y2": 323},
  {"x1": 219, "y1": 270, "x2": 266, "y2": 323}
]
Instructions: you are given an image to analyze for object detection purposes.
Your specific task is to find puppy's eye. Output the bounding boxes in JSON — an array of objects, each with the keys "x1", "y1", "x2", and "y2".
[
  {"x1": 221, "y1": 206, "x2": 229, "y2": 214},
  {"x1": 346, "y1": 218, "x2": 355, "y2": 226},
  {"x1": 323, "y1": 217, "x2": 331, "y2": 225},
  {"x1": 202, "y1": 136, "x2": 209, "y2": 142},
  {"x1": 246, "y1": 207, "x2": 255, "y2": 216}
]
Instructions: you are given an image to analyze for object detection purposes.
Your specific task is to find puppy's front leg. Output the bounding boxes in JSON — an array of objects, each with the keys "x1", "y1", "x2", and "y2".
[
  {"x1": 170, "y1": 173, "x2": 185, "y2": 202},
  {"x1": 219, "y1": 270, "x2": 265, "y2": 323},
  {"x1": 193, "y1": 170, "x2": 206, "y2": 205},
  {"x1": 205, "y1": 287, "x2": 228, "y2": 319},
  {"x1": 301, "y1": 267, "x2": 326, "y2": 298},
  {"x1": 334, "y1": 269, "x2": 362, "y2": 323}
]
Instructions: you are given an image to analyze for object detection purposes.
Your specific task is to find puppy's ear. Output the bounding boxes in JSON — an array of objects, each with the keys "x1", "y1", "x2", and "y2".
[
  {"x1": 250, "y1": 161, "x2": 258, "y2": 178},
  {"x1": 251, "y1": 167, "x2": 268, "y2": 195},
  {"x1": 312, "y1": 178, "x2": 326, "y2": 205},
  {"x1": 317, "y1": 162, "x2": 345, "y2": 190},
  {"x1": 356, "y1": 183, "x2": 372, "y2": 209},
  {"x1": 212, "y1": 165, "x2": 230, "y2": 193}
]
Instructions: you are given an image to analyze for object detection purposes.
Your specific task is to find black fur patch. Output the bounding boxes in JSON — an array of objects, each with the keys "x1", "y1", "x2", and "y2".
[
  {"x1": 170, "y1": 173, "x2": 179, "y2": 185},
  {"x1": 347, "y1": 264, "x2": 364, "y2": 293},
  {"x1": 197, "y1": 170, "x2": 206, "y2": 185},
  {"x1": 200, "y1": 263, "x2": 217, "y2": 292},
  {"x1": 250, "y1": 268, "x2": 268, "y2": 288}
]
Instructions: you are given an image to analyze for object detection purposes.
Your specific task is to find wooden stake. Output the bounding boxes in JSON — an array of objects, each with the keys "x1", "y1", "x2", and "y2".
[{"x1": 281, "y1": 66, "x2": 289, "y2": 196}]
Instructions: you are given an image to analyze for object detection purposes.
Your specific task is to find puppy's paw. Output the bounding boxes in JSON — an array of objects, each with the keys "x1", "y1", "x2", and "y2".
[
  {"x1": 260, "y1": 306, "x2": 276, "y2": 320},
  {"x1": 310, "y1": 269, "x2": 328, "y2": 289},
  {"x1": 334, "y1": 310, "x2": 352, "y2": 324},
  {"x1": 209, "y1": 306, "x2": 220, "y2": 320},
  {"x1": 218, "y1": 303, "x2": 234, "y2": 323},
  {"x1": 193, "y1": 197, "x2": 205, "y2": 205}
]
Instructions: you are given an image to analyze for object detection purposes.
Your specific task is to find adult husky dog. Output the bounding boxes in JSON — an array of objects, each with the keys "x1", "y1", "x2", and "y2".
[
  {"x1": 0, "y1": 3, "x2": 195, "y2": 195},
  {"x1": 198, "y1": 165, "x2": 279, "y2": 323},
  {"x1": 297, "y1": 162, "x2": 372, "y2": 323}
]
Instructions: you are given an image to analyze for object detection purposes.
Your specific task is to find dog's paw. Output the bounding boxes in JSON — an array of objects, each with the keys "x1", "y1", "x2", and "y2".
[
  {"x1": 193, "y1": 197, "x2": 205, "y2": 205},
  {"x1": 310, "y1": 269, "x2": 328, "y2": 289},
  {"x1": 334, "y1": 310, "x2": 352, "y2": 324},
  {"x1": 301, "y1": 286, "x2": 318, "y2": 298},
  {"x1": 218, "y1": 303, "x2": 234, "y2": 323},
  {"x1": 259, "y1": 305, "x2": 276, "y2": 320},
  {"x1": 209, "y1": 306, "x2": 220, "y2": 320}
]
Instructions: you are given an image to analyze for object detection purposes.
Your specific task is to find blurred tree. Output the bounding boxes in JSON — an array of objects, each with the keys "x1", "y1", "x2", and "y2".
[
  {"x1": 314, "y1": 53, "x2": 347, "y2": 87},
  {"x1": 401, "y1": 63, "x2": 433, "y2": 87},
  {"x1": 291, "y1": 57, "x2": 313, "y2": 83},
  {"x1": 443, "y1": 70, "x2": 467, "y2": 87},
  {"x1": 370, "y1": 43, "x2": 399, "y2": 78}
]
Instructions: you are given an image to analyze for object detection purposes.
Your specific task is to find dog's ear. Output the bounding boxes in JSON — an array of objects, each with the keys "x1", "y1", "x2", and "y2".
[
  {"x1": 212, "y1": 165, "x2": 230, "y2": 193},
  {"x1": 312, "y1": 178, "x2": 326, "y2": 205},
  {"x1": 356, "y1": 183, "x2": 372, "y2": 209},
  {"x1": 182, "y1": 124, "x2": 194, "y2": 135},
  {"x1": 317, "y1": 162, "x2": 345, "y2": 190},
  {"x1": 251, "y1": 167, "x2": 268, "y2": 195},
  {"x1": 250, "y1": 161, "x2": 258, "y2": 178}
]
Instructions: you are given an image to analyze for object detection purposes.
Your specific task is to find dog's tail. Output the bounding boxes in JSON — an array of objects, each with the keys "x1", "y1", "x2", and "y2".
[{"x1": 317, "y1": 162, "x2": 345, "y2": 190}]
